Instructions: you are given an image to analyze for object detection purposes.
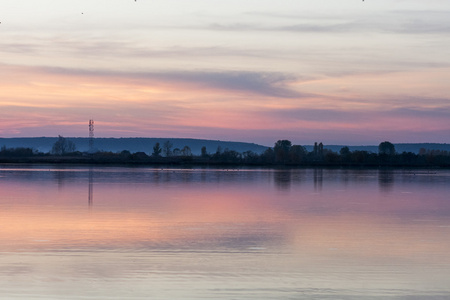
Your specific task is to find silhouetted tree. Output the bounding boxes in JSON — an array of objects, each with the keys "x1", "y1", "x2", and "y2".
[
  {"x1": 261, "y1": 147, "x2": 275, "y2": 164},
  {"x1": 399, "y1": 151, "x2": 417, "y2": 165},
  {"x1": 274, "y1": 140, "x2": 292, "y2": 163},
  {"x1": 51, "y1": 135, "x2": 76, "y2": 155},
  {"x1": 173, "y1": 148, "x2": 181, "y2": 156},
  {"x1": 311, "y1": 142, "x2": 324, "y2": 161},
  {"x1": 201, "y1": 146, "x2": 208, "y2": 158},
  {"x1": 132, "y1": 152, "x2": 148, "y2": 160},
  {"x1": 340, "y1": 146, "x2": 351, "y2": 163},
  {"x1": 163, "y1": 140, "x2": 173, "y2": 157},
  {"x1": 324, "y1": 150, "x2": 339, "y2": 164},
  {"x1": 152, "y1": 142, "x2": 162, "y2": 157},
  {"x1": 242, "y1": 150, "x2": 259, "y2": 164},
  {"x1": 318, "y1": 142, "x2": 324, "y2": 157},
  {"x1": 351, "y1": 150, "x2": 369, "y2": 164},
  {"x1": 52, "y1": 136, "x2": 64, "y2": 155},
  {"x1": 288, "y1": 145, "x2": 307, "y2": 164},
  {"x1": 120, "y1": 150, "x2": 131, "y2": 156},
  {"x1": 378, "y1": 141, "x2": 395, "y2": 155},
  {"x1": 340, "y1": 146, "x2": 350, "y2": 156},
  {"x1": 119, "y1": 150, "x2": 131, "y2": 159},
  {"x1": 218, "y1": 149, "x2": 241, "y2": 163},
  {"x1": 216, "y1": 146, "x2": 222, "y2": 155},
  {"x1": 181, "y1": 145, "x2": 192, "y2": 156},
  {"x1": 378, "y1": 141, "x2": 396, "y2": 165}
]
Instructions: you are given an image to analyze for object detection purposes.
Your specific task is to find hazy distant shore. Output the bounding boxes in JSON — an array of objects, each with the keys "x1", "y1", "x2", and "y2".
[{"x1": 1, "y1": 137, "x2": 450, "y2": 155}]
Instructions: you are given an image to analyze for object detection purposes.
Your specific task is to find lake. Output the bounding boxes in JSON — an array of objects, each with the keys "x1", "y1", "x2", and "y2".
[{"x1": 0, "y1": 166, "x2": 449, "y2": 299}]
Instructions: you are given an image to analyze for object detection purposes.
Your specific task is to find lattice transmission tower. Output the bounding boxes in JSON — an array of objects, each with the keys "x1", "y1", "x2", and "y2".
[{"x1": 89, "y1": 119, "x2": 94, "y2": 152}]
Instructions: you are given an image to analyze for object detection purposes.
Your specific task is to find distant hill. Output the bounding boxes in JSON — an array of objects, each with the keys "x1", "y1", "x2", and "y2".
[
  {"x1": 311, "y1": 143, "x2": 450, "y2": 154},
  {"x1": 392, "y1": 143, "x2": 450, "y2": 153},
  {"x1": 1, "y1": 138, "x2": 448, "y2": 155},
  {"x1": 0, "y1": 137, "x2": 268, "y2": 155}
]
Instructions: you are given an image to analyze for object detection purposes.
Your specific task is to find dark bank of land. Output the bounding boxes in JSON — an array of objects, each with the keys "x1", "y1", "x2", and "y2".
[{"x1": 1, "y1": 138, "x2": 449, "y2": 168}]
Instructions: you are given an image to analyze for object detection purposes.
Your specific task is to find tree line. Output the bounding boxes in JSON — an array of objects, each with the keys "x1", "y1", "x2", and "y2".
[{"x1": 1, "y1": 137, "x2": 449, "y2": 167}]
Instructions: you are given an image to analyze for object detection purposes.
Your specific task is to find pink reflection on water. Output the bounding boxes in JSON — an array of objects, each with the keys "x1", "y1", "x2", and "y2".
[
  {"x1": 0, "y1": 168, "x2": 449, "y2": 254},
  {"x1": 0, "y1": 167, "x2": 450, "y2": 299}
]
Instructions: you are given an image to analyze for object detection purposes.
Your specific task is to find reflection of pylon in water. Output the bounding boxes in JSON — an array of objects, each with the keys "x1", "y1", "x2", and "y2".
[
  {"x1": 89, "y1": 119, "x2": 94, "y2": 153},
  {"x1": 88, "y1": 168, "x2": 93, "y2": 207}
]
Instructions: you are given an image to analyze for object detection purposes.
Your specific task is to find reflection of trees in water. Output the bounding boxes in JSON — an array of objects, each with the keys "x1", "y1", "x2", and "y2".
[
  {"x1": 200, "y1": 170, "x2": 207, "y2": 182},
  {"x1": 273, "y1": 170, "x2": 291, "y2": 190},
  {"x1": 52, "y1": 169, "x2": 66, "y2": 189},
  {"x1": 314, "y1": 168, "x2": 323, "y2": 191},
  {"x1": 145, "y1": 168, "x2": 263, "y2": 185},
  {"x1": 378, "y1": 169, "x2": 394, "y2": 193},
  {"x1": 180, "y1": 170, "x2": 195, "y2": 183},
  {"x1": 273, "y1": 169, "x2": 326, "y2": 191},
  {"x1": 340, "y1": 169, "x2": 350, "y2": 187}
]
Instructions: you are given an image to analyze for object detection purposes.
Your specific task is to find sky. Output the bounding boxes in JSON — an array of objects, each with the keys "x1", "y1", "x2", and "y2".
[{"x1": 1, "y1": 0, "x2": 450, "y2": 146}]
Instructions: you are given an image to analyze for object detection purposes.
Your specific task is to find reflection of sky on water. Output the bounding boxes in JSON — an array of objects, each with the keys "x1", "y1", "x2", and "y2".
[
  {"x1": 1, "y1": 166, "x2": 450, "y2": 299},
  {"x1": 1, "y1": 167, "x2": 449, "y2": 249}
]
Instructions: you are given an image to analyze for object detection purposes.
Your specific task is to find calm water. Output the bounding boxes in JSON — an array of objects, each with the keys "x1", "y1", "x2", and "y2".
[{"x1": 0, "y1": 166, "x2": 449, "y2": 299}]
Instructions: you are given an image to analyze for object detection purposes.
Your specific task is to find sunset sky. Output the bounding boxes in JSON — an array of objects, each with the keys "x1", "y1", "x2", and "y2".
[{"x1": 1, "y1": 0, "x2": 449, "y2": 146}]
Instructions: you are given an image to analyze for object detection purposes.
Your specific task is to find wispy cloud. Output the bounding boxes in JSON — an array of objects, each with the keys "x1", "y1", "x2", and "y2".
[
  {"x1": 23, "y1": 65, "x2": 305, "y2": 99},
  {"x1": 268, "y1": 105, "x2": 450, "y2": 124},
  {"x1": 208, "y1": 9, "x2": 450, "y2": 35},
  {"x1": 0, "y1": 36, "x2": 277, "y2": 61}
]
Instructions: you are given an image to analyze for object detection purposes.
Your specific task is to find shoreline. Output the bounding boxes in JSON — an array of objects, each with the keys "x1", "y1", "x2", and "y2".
[{"x1": 1, "y1": 156, "x2": 448, "y2": 169}]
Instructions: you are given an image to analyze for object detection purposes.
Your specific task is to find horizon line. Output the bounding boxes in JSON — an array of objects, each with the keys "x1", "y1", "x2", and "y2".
[{"x1": 1, "y1": 136, "x2": 448, "y2": 147}]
